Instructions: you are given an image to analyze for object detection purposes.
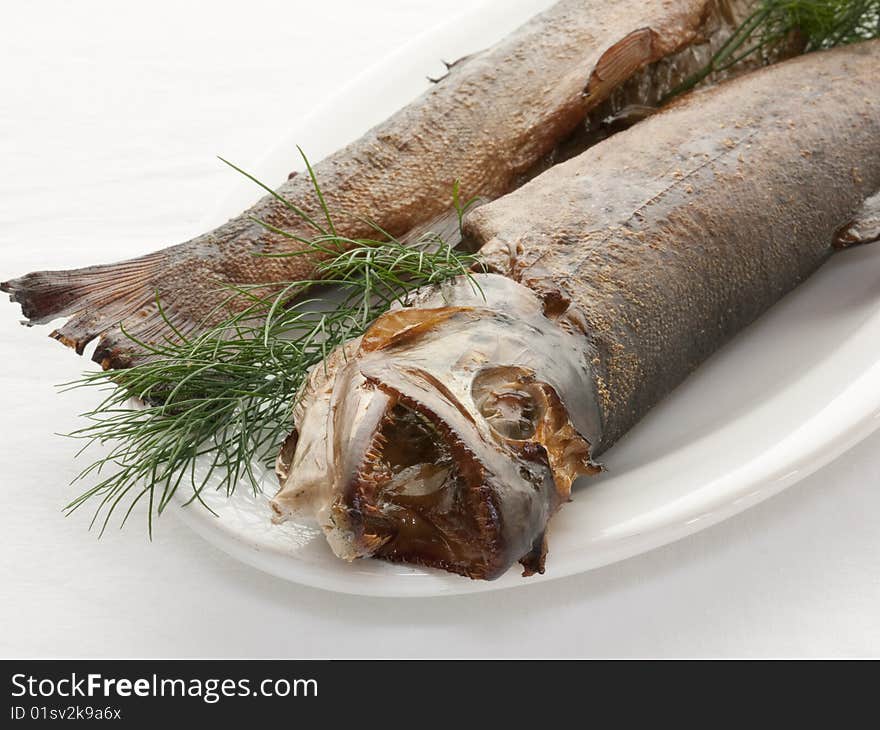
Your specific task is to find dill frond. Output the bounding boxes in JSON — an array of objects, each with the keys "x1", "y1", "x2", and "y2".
[
  {"x1": 663, "y1": 0, "x2": 880, "y2": 101},
  {"x1": 62, "y1": 151, "x2": 481, "y2": 535}
]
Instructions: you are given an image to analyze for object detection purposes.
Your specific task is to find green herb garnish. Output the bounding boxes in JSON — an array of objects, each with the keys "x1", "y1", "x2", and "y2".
[
  {"x1": 63, "y1": 0, "x2": 880, "y2": 535},
  {"x1": 63, "y1": 151, "x2": 481, "y2": 535},
  {"x1": 664, "y1": 0, "x2": 880, "y2": 102}
]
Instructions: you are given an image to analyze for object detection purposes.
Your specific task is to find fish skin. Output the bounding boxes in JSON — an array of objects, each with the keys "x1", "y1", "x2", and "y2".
[
  {"x1": 466, "y1": 39, "x2": 880, "y2": 450},
  {"x1": 275, "y1": 41, "x2": 880, "y2": 579},
  {"x1": 271, "y1": 276, "x2": 602, "y2": 579},
  {"x1": 1, "y1": 0, "x2": 739, "y2": 369}
]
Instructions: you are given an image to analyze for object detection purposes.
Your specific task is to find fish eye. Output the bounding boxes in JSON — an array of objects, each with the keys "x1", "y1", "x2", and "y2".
[{"x1": 472, "y1": 366, "x2": 540, "y2": 441}]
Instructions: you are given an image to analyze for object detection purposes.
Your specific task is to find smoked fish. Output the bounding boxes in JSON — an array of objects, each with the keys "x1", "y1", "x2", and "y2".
[
  {"x1": 3, "y1": 0, "x2": 754, "y2": 368},
  {"x1": 271, "y1": 41, "x2": 880, "y2": 579}
]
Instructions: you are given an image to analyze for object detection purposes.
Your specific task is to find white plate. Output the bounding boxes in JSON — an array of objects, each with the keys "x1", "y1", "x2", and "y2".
[{"x1": 173, "y1": 0, "x2": 880, "y2": 596}]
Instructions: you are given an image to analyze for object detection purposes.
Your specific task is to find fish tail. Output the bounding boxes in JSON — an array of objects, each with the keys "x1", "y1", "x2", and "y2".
[
  {"x1": 1, "y1": 251, "x2": 188, "y2": 369},
  {"x1": 834, "y1": 190, "x2": 880, "y2": 250}
]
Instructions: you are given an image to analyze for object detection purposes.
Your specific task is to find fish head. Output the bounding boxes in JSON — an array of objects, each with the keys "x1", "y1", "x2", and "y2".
[{"x1": 272, "y1": 274, "x2": 601, "y2": 580}]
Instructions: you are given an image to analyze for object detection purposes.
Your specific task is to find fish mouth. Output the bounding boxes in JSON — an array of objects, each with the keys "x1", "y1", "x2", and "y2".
[
  {"x1": 337, "y1": 376, "x2": 509, "y2": 579},
  {"x1": 272, "y1": 274, "x2": 603, "y2": 580}
]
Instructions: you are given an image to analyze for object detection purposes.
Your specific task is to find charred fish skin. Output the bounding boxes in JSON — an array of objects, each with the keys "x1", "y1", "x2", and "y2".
[
  {"x1": 466, "y1": 40, "x2": 880, "y2": 451},
  {"x1": 277, "y1": 41, "x2": 880, "y2": 580},
  {"x1": 2, "y1": 0, "x2": 753, "y2": 369}
]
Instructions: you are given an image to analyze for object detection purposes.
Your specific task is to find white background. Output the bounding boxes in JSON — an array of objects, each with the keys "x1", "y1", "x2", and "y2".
[{"x1": 1, "y1": 0, "x2": 878, "y2": 658}]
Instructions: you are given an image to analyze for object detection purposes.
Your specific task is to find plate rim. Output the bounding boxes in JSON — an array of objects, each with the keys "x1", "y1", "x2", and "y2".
[{"x1": 171, "y1": 0, "x2": 880, "y2": 597}]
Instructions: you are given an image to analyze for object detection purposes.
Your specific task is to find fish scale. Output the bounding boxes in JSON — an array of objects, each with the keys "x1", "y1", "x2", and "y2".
[
  {"x1": 469, "y1": 41, "x2": 880, "y2": 449},
  {"x1": 274, "y1": 41, "x2": 880, "y2": 579},
  {"x1": 2, "y1": 0, "x2": 753, "y2": 369}
]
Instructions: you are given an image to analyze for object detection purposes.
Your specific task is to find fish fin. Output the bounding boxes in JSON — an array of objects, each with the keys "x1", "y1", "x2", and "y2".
[
  {"x1": 1, "y1": 251, "x2": 195, "y2": 369},
  {"x1": 583, "y1": 11, "x2": 711, "y2": 101},
  {"x1": 519, "y1": 532, "x2": 547, "y2": 577},
  {"x1": 834, "y1": 190, "x2": 880, "y2": 249},
  {"x1": 428, "y1": 52, "x2": 480, "y2": 84},
  {"x1": 584, "y1": 27, "x2": 658, "y2": 99}
]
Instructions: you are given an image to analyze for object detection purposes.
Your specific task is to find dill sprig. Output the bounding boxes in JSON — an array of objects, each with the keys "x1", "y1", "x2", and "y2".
[
  {"x1": 62, "y1": 151, "x2": 481, "y2": 535},
  {"x1": 61, "y1": 1, "x2": 879, "y2": 536},
  {"x1": 663, "y1": 0, "x2": 880, "y2": 101}
]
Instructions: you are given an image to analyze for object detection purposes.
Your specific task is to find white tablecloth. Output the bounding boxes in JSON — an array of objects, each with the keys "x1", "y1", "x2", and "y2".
[{"x1": 2, "y1": 0, "x2": 878, "y2": 658}]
